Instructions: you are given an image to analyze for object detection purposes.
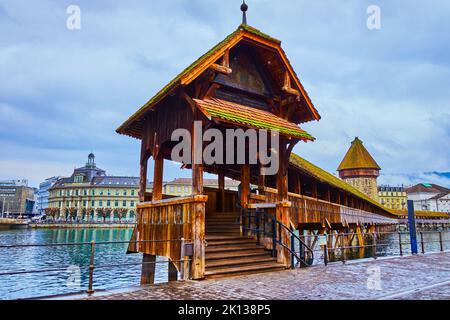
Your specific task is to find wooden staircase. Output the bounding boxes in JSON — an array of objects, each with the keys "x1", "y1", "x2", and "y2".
[{"x1": 205, "y1": 212, "x2": 285, "y2": 279}]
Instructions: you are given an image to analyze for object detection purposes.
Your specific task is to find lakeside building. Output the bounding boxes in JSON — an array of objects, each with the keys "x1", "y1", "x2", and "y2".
[
  {"x1": 48, "y1": 153, "x2": 151, "y2": 222},
  {"x1": 0, "y1": 180, "x2": 36, "y2": 216},
  {"x1": 337, "y1": 137, "x2": 381, "y2": 201},
  {"x1": 378, "y1": 186, "x2": 407, "y2": 210},
  {"x1": 163, "y1": 178, "x2": 239, "y2": 196},
  {"x1": 406, "y1": 183, "x2": 450, "y2": 213},
  {"x1": 36, "y1": 176, "x2": 61, "y2": 215}
]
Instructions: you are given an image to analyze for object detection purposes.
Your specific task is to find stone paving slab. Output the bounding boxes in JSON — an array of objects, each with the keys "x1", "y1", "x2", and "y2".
[{"x1": 83, "y1": 252, "x2": 450, "y2": 300}]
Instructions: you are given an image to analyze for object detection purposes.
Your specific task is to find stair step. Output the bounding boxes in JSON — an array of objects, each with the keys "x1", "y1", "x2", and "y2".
[
  {"x1": 206, "y1": 236, "x2": 252, "y2": 241},
  {"x1": 206, "y1": 250, "x2": 269, "y2": 260},
  {"x1": 206, "y1": 256, "x2": 277, "y2": 269},
  {"x1": 204, "y1": 263, "x2": 285, "y2": 279},
  {"x1": 206, "y1": 239, "x2": 256, "y2": 246},
  {"x1": 206, "y1": 244, "x2": 265, "y2": 253}
]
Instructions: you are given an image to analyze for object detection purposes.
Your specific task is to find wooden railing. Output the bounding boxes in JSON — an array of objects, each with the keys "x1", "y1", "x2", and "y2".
[
  {"x1": 127, "y1": 195, "x2": 208, "y2": 278},
  {"x1": 256, "y1": 188, "x2": 397, "y2": 226},
  {"x1": 204, "y1": 187, "x2": 238, "y2": 213}
]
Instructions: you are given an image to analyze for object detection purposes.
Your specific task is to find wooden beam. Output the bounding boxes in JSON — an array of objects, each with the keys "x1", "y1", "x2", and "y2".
[
  {"x1": 282, "y1": 71, "x2": 301, "y2": 96},
  {"x1": 139, "y1": 140, "x2": 150, "y2": 203},
  {"x1": 210, "y1": 63, "x2": 232, "y2": 75},
  {"x1": 181, "y1": 92, "x2": 196, "y2": 113},
  {"x1": 218, "y1": 171, "x2": 225, "y2": 212},
  {"x1": 192, "y1": 120, "x2": 203, "y2": 196}
]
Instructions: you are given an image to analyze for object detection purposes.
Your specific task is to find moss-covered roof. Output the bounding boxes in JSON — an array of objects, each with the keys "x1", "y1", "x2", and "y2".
[
  {"x1": 337, "y1": 137, "x2": 381, "y2": 171},
  {"x1": 290, "y1": 153, "x2": 392, "y2": 215},
  {"x1": 195, "y1": 98, "x2": 315, "y2": 141},
  {"x1": 116, "y1": 24, "x2": 319, "y2": 138}
]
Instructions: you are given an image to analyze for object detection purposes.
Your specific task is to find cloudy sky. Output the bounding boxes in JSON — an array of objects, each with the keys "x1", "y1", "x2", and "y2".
[{"x1": 0, "y1": 0, "x2": 449, "y2": 188}]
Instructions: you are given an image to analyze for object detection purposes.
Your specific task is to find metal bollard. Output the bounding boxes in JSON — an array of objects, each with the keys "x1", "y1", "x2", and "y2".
[
  {"x1": 398, "y1": 232, "x2": 403, "y2": 256},
  {"x1": 420, "y1": 232, "x2": 425, "y2": 254},
  {"x1": 323, "y1": 244, "x2": 328, "y2": 266},
  {"x1": 439, "y1": 232, "x2": 443, "y2": 252},
  {"x1": 86, "y1": 241, "x2": 95, "y2": 295},
  {"x1": 341, "y1": 234, "x2": 346, "y2": 264},
  {"x1": 372, "y1": 233, "x2": 377, "y2": 259}
]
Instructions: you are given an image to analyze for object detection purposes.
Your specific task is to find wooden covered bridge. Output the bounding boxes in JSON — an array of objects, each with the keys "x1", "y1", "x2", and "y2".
[{"x1": 116, "y1": 18, "x2": 397, "y2": 282}]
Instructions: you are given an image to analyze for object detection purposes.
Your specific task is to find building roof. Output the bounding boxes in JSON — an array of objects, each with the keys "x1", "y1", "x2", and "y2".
[
  {"x1": 337, "y1": 137, "x2": 381, "y2": 171},
  {"x1": 428, "y1": 192, "x2": 450, "y2": 200},
  {"x1": 290, "y1": 153, "x2": 391, "y2": 215},
  {"x1": 406, "y1": 183, "x2": 450, "y2": 194},
  {"x1": 116, "y1": 24, "x2": 321, "y2": 139},
  {"x1": 194, "y1": 98, "x2": 314, "y2": 141}
]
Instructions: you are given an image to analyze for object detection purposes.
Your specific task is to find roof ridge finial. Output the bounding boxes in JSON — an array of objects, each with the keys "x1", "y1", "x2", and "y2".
[{"x1": 241, "y1": 0, "x2": 248, "y2": 25}]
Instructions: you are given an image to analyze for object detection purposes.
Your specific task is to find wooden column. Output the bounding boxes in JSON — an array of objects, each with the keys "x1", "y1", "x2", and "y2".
[
  {"x1": 293, "y1": 174, "x2": 301, "y2": 195},
  {"x1": 218, "y1": 171, "x2": 225, "y2": 212},
  {"x1": 312, "y1": 180, "x2": 318, "y2": 199},
  {"x1": 152, "y1": 157, "x2": 164, "y2": 201},
  {"x1": 276, "y1": 139, "x2": 290, "y2": 266},
  {"x1": 191, "y1": 119, "x2": 205, "y2": 279},
  {"x1": 240, "y1": 165, "x2": 251, "y2": 206},
  {"x1": 140, "y1": 254, "x2": 156, "y2": 285},
  {"x1": 168, "y1": 260, "x2": 178, "y2": 282},
  {"x1": 258, "y1": 165, "x2": 266, "y2": 195},
  {"x1": 139, "y1": 154, "x2": 149, "y2": 203}
]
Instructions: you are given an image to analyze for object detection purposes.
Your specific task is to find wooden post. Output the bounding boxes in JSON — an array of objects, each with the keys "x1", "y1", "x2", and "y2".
[
  {"x1": 140, "y1": 254, "x2": 156, "y2": 285},
  {"x1": 258, "y1": 166, "x2": 266, "y2": 195},
  {"x1": 139, "y1": 156, "x2": 149, "y2": 203},
  {"x1": 168, "y1": 260, "x2": 178, "y2": 282},
  {"x1": 240, "y1": 165, "x2": 251, "y2": 206},
  {"x1": 218, "y1": 171, "x2": 225, "y2": 212},
  {"x1": 276, "y1": 139, "x2": 291, "y2": 266},
  {"x1": 152, "y1": 157, "x2": 164, "y2": 201},
  {"x1": 191, "y1": 200, "x2": 205, "y2": 279}
]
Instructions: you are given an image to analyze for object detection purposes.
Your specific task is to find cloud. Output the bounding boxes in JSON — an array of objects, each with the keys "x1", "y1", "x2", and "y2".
[{"x1": 0, "y1": 0, "x2": 449, "y2": 188}]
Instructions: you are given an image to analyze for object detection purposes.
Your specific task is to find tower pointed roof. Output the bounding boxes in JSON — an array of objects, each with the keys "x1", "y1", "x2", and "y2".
[{"x1": 337, "y1": 137, "x2": 381, "y2": 171}]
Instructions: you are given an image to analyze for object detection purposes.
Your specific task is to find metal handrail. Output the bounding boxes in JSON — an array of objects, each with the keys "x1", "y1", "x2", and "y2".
[{"x1": 236, "y1": 203, "x2": 314, "y2": 268}]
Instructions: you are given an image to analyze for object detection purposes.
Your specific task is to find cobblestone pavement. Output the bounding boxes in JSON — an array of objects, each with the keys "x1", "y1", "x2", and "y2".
[{"x1": 84, "y1": 252, "x2": 450, "y2": 300}]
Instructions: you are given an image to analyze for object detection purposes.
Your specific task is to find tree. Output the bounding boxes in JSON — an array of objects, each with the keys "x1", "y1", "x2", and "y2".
[
  {"x1": 68, "y1": 207, "x2": 77, "y2": 222},
  {"x1": 96, "y1": 208, "x2": 105, "y2": 223},
  {"x1": 117, "y1": 208, "x2": 128, "y2": 222}
]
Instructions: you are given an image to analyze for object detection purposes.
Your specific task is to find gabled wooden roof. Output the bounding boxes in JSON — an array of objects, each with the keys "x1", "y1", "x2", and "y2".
[
  {"x1": 337, "y1": 137, "x2": 381, "y2": 171},
  {"x1": 194, "y1": 98, "x2": 315, "y2": 141},
  {"x1": 117, "y1": 24, "x2": 320, "y2": 138}
]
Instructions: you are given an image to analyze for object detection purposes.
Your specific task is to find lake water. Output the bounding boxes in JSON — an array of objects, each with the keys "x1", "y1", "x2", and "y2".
[
  {"x1": 0, "y1": 227, "x2": 448, "y2": 299},
  {"x1": 0, "y1": 228, "x2": 167, "y2": 300}
]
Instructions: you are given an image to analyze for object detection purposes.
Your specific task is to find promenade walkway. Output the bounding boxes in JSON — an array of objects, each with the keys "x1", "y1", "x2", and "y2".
[{"x1": 82, "y1": 252, "x2": 450, "y2": 300}]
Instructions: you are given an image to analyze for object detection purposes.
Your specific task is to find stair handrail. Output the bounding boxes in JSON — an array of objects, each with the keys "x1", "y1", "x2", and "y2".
[{"x1": 236, "y1": 202, "x2": 314, "y2": 268}]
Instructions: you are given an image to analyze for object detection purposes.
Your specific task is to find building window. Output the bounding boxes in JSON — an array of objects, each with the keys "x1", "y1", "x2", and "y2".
[
  {"x1": 130, "y1": 200, "x2": 135, "y2": 207},
  {"x1": 74, "y1": 175, "x2": 84, "y2": 183},
  {"x1": 83, "y1": 200, "x2": 87, "y2": 207},
  {"x1": 131, "y1": 190, "x2": 135, "y2": 196},
  {"x1": 91, "y1": 200, "x2": 95, "y2": 207},
  {"x1": 178, "y1": 186, "x2": 182, "y2": 193},
  {"x1": 184, "y1": 186, "x2": 189, "y2": 193},
  {"x1": 84, "y1": 189, "x2": 87, "y2": 196},
  {"x1": 75, "y1": 190, "x2": 79, "y2": 196},
  {"x1": 123, "y1": 190, "x2": 127, "y2": 196},
  {"x1": 107, "y1": 200, "x2": 111, "y2": 207},
  {"x1": 115, "y1": 200, "x2": 119, "y2": 207},
  {"x1": 107, "y1": 190, "x2": 111, "y2": 196},
  {"x1": 66, "y1": 201, "x2": 69, "y2": 207},
  {"x1": 170, "y1": 186, "x2": 175, "y2": 193},
  {"x1": 99, "y1": 200, "x2": 103, "y2": 207},
  {"x1": 123, "y1": 200, "x2": 126, "y2": 207},
  {"x1": 99, "y1": 190, "x2": 103, "y2": 196},
  {"x1": 115, "y1": 190, "x2": 119, "y2": 196},
  {"x1": 91, "y1": 189, "x2": 95, "y2": 196}
]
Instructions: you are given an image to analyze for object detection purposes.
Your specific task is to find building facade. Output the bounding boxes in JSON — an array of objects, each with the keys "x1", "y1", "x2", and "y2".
[
  {"x1": 48, "y1": 154, "x2": 151, "y2": 222},
  {"x1": 163, "y1": 178, "x2": 239, "y2": 196},
  {"x1": 36, "y1": 176, "x2": 61, "y2": 215},
  {"x1": 0, "y1": 180, "x2": 36, "y2": 216},
  {"x1": 406, "y1": 183, "x2": 450, "y2": 213},
  {"x1": 378, "y1": 186, "x2": 407, "y2": 210},
  {"x1": 337, "y1": 137, "x2": 381, "y2": 201}
]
